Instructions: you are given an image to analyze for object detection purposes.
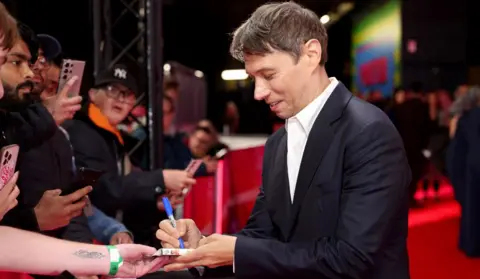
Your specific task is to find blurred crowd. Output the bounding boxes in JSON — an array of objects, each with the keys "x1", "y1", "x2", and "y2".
[
  {"x1": 357, "y1": 83, "x2": 480, "y2": 257},
  {"x1": 0, "y1": 5, "x2": 229, "y2": 279}
]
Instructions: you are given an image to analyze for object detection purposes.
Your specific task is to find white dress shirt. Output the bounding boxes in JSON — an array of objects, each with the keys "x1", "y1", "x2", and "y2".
[{"x1": 286, "y1": 77, "x2": 338, "y2": 202}]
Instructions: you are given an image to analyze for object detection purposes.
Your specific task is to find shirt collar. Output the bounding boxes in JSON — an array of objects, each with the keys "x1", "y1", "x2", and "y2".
[{"x1": 287, "y1": 77, "x2": 339, "y2": 134}]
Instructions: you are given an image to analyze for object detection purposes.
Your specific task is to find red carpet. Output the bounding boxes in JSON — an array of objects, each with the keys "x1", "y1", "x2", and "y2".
[
  {"x1": 408, "y1": 184, "x2": 480, "y2": 279},
  {"x1": 409, "y1": 218, "x2": 480, "y2": 279}
]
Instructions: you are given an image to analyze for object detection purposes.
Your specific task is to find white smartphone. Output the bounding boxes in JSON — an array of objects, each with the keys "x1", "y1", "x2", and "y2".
[
  {"x1": 214, "y1": 148, "x2": 228, "y2": 160},
  {"x1": 57, "y1": 59, "x2": 86, "y2": 97},
  {"x1": 0, "y1": 144, "x2": 19, "y2": 189},
  {"x1": 153, "y1": 248, "x2": 194, "y2": 257}
]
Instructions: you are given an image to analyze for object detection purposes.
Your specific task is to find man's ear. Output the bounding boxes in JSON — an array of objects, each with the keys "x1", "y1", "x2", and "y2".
[{"x1": 88, "y1": 88, "x2": 97, "y2": 102}]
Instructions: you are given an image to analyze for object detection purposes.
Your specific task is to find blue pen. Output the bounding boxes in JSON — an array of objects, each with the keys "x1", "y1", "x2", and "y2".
[{"x1": 161, "y1": 196, "x2": 185, "y2": 248}]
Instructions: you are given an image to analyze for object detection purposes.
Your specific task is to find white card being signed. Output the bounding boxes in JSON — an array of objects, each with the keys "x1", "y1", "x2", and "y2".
[{"x1": 153, "y1": 248, "x2": 194, "y2": 257}]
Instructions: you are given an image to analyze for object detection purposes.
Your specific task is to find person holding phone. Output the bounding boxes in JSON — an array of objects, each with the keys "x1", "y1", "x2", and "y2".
[
  {"x1": 0, "y1": 4, "x2": 168, "y2": 277},
  {"x1": 63, "y1": 66, "x2": 195, "y2": 247},
  {"x1": 0, "y1": 172, "x2": 20, "y2": 221},
  {"x1": 0, "y1": 20, "x2": 84, "y2": 237},
  {"x1": 0, "y1": 24, "x2": 93, "y2": 245}
]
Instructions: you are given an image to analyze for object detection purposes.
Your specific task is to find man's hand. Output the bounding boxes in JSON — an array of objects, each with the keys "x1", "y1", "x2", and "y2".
[
  {"x1": 34, "y1": 186, "x2": 92, "y2": 231},
  {"x1": 156, "y1": 218, "x2": 202, "y2": 248},
  {"x1": 43, "y1": 76, "x2": 82, "y2": 125},
  {"x1": 162, "y1": 170, "x2": 196, "y2": 193},
  {"x1": 164, "y1": 234, "x2": 237, "y2": 271},
  {"x1": 0, "y1": 172, "x2": 20, "y2": 221},
  {"x1": 110, "y1": 232, "x2": 134, "y2": 245},
  {"x1": 115, "y1": 244, "x2": 173, "y2": 278}
]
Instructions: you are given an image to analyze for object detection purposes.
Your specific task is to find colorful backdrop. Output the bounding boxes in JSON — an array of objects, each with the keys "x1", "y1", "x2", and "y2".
[{"x1": 351, "y1": 0, "x2": 402, "y2": 97}]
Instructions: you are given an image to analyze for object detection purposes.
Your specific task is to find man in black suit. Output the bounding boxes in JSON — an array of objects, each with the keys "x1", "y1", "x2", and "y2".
[{"x1": 156, "y1": 2, "x2": 411, "y2": 279}]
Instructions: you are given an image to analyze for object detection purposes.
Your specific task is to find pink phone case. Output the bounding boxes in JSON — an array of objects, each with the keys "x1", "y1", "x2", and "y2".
[
  {"x1": 185, "y1": 159, "x2": 202, "y2": 176},
  {"x1": 0, "y1": 144, "x2": 19, "y2": 189},
  {"x1": 57, "y1": 59, "x2": 86, "y2": 97}
]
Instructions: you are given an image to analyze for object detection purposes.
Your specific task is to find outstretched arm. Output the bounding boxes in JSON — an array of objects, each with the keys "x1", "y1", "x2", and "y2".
[{"x1": 0, "y1": 226, "x2": 110, "y2": 276}]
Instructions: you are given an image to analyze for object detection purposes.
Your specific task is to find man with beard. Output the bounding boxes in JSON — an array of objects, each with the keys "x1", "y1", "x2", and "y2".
[
  {"x1": 33, "y1": 34, "x2": 134, "y2": 247},
  {"x1": 0, "y1": 23, "x2": 93, "y2": 246}
]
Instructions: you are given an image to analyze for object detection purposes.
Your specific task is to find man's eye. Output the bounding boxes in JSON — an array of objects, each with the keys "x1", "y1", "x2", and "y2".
[{"x1": 264, "y1": 74, "x2": 275, "y2": 80}]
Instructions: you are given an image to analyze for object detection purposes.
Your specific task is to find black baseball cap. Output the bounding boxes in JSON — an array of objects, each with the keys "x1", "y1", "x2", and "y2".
[
  {"x1": 37, "y1": 34, "x2": 62, "y2": 61},
  {"x1": 94, "y1": 64, "x2": 139, "y2": 95}
]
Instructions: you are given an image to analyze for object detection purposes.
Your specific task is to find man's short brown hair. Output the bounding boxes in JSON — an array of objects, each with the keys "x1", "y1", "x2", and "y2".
[
  {"x1": 0, "y1": 2, "x2": 18, "y2": 50},
  {"x1": 230, "y1": 2, "x2": 328, "y2": 65}
]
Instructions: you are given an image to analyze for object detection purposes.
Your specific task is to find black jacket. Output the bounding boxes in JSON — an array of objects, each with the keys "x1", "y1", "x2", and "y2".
[
  {"x1": 18, "y1": 128, "x2": 93, "y2": 243},
  {"x1": 63, "y1": 104, "x2": 166, "y2": 246},
  {"x1": 0, "y1": 103, "x2": 57, "y2": 231}
]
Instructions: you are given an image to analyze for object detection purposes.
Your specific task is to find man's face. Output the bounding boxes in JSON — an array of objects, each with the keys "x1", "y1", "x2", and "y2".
[
  {"x1": 39, "y1": 63, "x2": 60, "y2": 100},
  {"x1": 189, "y1": 129, "x2": 213, "y2": 158},
  {"x1": 0, "y1": 46, "x2": 7, "y2": 99},
  {"x1": 163, "y1": 99, "x2": 175, "y2": 132},
  {"x1": 0, "y1": 40, "x2": 35, "y2": 100},
  {"x1": 31, "y1": 48, "x2": 50, "y2": 94},
  {"x1": 165, "y1": 88, "x2": 178, "y2": 101},
  {"x1": 90, "y1": 83, "x2": 136, "y2": 126},
  {"x1": 244, "y1": 47, "x2": 315, "y2": 119}
]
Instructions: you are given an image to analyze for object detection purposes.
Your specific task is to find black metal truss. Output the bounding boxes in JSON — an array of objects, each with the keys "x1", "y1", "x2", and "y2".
[{"x1": 92, "y1": 0, "x2": 164, "y2": 170}]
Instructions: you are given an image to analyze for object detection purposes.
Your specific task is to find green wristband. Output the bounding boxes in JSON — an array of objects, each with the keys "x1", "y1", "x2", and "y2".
[{"x1": 107, "y1": 245, "x2": 124, "y2": 276}]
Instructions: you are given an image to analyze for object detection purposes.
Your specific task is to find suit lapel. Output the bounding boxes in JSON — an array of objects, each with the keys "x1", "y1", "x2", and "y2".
[
  {"x1": 286, "y1": 82, "x2": 352, "y2": 239},
  {"x1": 269, "y1": 132, "x2": 292, "y2": 239}
]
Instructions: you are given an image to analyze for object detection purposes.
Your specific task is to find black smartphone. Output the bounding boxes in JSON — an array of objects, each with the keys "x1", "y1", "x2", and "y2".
[
  {"x1": 76, "y1": 167, "x2": 105, "y2": 186},
  {"x1": 63, "y1": 167, "x2": 105, "y2": 196}
]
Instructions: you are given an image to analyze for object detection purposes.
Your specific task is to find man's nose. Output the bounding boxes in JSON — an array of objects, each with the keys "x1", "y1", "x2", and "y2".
[
  {"x1": 254, "y1": 85, "x2": 270, "y2": 101},
  {"x1": 23, "y1": 65, "x2": 34, "y2": 79}
]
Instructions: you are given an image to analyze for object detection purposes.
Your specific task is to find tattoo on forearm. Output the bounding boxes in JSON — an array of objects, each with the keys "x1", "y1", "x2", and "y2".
[{"x1": 73, "y1": 250, "x2": 106, "y2": 259}]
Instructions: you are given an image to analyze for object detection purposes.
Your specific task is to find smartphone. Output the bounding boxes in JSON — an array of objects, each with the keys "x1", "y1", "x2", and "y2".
[
  {"x1": 0, "y1": 144, "x2": 19, "y2": 189},
  {"x1": 185, "y1": 159, "x2": 203, "y2": 176},
  {"x1": 153, "y1": 248, "x2": 194, "y2": 257},
  {"x1": 63, "y1": 167, "x2": 105, "y2": 196},
  {"x1": 57, "y1": 59, "x2": 86, "y2": 97},
  {"x1": 77, "y1": 167, "x2": 105, "y2": 186},
  {"x1": 214, "y1": 148, "x2": 228, "y2": 160}
]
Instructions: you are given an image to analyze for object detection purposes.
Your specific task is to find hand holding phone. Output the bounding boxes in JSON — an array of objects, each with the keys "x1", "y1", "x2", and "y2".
[
  {"x1": 44, "y1": 75, "x2": 83, "y2": 125},
  {"x1": 0, "y1": 172, "x2": 19, "y2": 221},
  {"x1": 182, "y1": 159, "x2": 202, "y2": 195},
  {"x1": 57, "y1": 59, "x2": 86, "y2": 97},
  {"x1": 0, "y1": 144, "x2": 19, "y2": 190}
]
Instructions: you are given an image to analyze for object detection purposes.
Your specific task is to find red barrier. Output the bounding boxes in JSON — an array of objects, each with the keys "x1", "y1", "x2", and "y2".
[
  {"x1": 183, "y1": 176, "x2": 216, "y2": 235},
  {"x1": 183, "y1": 145, "x2": 264, "y2": 235},
  {"x1": 225, "y1": 146, "x2": 264, "y2": 233}
]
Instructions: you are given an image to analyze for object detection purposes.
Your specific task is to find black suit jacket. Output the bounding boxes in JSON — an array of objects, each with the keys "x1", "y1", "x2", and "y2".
[{"x1": 211, "y1": 83, "x2": 411, "y2": 279}]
